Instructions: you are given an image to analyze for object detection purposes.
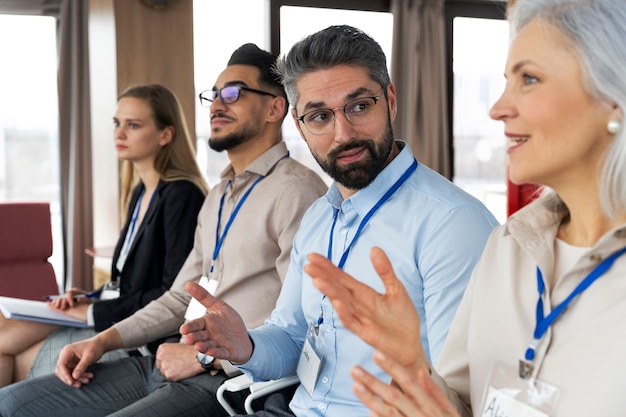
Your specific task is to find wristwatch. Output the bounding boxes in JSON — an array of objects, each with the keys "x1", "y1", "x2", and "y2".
[{"x1": 196, "y1": 352, "x2": 215, "y2": 370}]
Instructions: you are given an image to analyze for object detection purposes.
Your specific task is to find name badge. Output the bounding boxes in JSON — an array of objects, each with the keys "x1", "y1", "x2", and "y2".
[
  {"x1": 100, "y1": 279, "x2": 121, "y2": 300},
  {"x1": 482, "y1": 387, "x2": 549, "y2": 417},
  {"x1": 296, "y1": 320, "x2": 327, "y2": 396},
  {"x1": 296, "y1": 337, "x2": 322, "y2": 396},
  {"x1": 480, "y1": 361, "x2": 559, "y2": 417},
  {"x1": 184, "y1": 276, "x2": 218, "y2": 320}
]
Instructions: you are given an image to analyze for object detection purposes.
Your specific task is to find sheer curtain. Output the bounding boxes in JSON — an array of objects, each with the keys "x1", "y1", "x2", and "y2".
[
  {"x1": 0, "y1": 0, "x2": 94, "y2": 290},
  {"x1": 391, "y1": 0, "x2": 450, "y2": 178}
]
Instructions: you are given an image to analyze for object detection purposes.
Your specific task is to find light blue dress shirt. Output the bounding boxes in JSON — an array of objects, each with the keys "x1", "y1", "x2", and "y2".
[{"x1": 241, "y1": 141, "x2": 499, "y2": 416}]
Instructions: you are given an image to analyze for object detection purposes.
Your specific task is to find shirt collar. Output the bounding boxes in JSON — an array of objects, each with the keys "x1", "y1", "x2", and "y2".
[
  {"x1": 506, "y1": 194, "x2": 626, "y2": 270},
  {"x1": 219, "y1": 142, "x2": 289, "y2": 180}
]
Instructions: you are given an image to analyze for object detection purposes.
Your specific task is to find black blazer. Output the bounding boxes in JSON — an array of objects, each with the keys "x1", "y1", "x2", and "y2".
[{"x1": 92, "y1": 179, "x2": 205, "y2": 332}]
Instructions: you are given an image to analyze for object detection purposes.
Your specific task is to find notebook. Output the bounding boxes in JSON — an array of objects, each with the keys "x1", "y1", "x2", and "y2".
[{"x1": 0, "y1": 296, "x2": 93, "y2": 328}]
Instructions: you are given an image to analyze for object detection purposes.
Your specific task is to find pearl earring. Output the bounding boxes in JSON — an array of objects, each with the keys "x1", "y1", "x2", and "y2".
[{"x1": 608, "y1": 119, "x2": 621, "y2": 134}]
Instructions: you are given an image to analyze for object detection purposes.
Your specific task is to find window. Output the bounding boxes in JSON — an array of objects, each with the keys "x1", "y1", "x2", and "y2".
[
  {"x1": 446, "y1": 2, "x2": 509, "y2": 223},
  {"x1": 0, "y1": 14, "x2": 64, "y2": 283},
  {"x1": 193, "y1": 0, "x2": 268, "y2": 186},
  {"x1": 274, "y1": 4, "x2": 393, "y2": 183},
  {"x1": 193, "y1": 0, "x2": 392, "y2": 185}
]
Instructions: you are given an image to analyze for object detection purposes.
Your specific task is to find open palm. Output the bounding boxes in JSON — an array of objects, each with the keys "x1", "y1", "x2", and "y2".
[{"x1": 305, "y1": 247, "x2": 428, "y2": 371}]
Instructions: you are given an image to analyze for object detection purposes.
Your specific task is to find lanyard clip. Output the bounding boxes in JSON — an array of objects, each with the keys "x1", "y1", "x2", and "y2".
[
  {"x1": 518, "y1": 358, "x2": 534, "y2": 379},
  {"x1": 314, "y1": 311, "x2": 324, "y2": 336}
]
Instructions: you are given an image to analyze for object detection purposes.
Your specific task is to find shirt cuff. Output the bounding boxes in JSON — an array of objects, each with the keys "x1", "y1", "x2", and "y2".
[
  {"x1": 87, "y1": 304, "x2": 95, "y2": 326},
  {"x1": 220, "y1": 360, "x2": 243, "y2": 377}
]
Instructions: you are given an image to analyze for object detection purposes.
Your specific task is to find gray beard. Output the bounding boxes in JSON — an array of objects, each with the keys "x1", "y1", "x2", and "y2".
[{"x1": 313, "y1": 119, "x2": 395, "y2": 190}]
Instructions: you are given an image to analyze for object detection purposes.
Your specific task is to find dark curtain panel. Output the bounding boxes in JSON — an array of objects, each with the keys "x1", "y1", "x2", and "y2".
[
  {"x1": 391, "y1": 0, "x2": 450, "y2": 178},
  {"x1": 57, "y1": 0, "x2": 93, "y2": 290}
]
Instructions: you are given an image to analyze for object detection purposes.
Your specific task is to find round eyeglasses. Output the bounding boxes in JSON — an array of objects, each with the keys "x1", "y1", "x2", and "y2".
[
  {"x1": 295, "y1": 95, "x2": 383, "y2": 135},
  {"x1": 199, "y1": 85, "x2": 277, "y2": 107}
]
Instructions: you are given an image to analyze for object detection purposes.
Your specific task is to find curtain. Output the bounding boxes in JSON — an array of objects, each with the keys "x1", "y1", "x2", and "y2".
[
  {"x1": 0, "y1": 0, "x2": 60, "y2": 15},
  {"x1": 391, "y1": 0, "x2": 451, "y2": 178},
  {"x1": 0, "y1": 0, "x2": 93, "y2": 290},
  {"x1": 57, "y1": 0, "x2": 94, "y2": 291}
]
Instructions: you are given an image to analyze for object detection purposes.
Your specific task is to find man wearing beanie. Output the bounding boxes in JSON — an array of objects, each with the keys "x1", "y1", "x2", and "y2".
[{"x1": 0, "y1": 43, "x2": 327, "y2": 416}]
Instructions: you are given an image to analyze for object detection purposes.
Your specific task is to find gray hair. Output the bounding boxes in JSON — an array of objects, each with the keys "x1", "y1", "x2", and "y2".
[
  {"x1": 509, "y1": 0, "x2": 626, "y2": 219},
  {"x1": 274, "y1": 25, "x2": 391, "y2": 110}
]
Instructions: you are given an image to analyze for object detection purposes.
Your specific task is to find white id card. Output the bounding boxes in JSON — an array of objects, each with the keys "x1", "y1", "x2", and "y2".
[
  {"x1": 480, "y1": 361, "x2": 559, "y2": 417},
  {"x1": 184, "y1": 276, "x2": 218, "y2": 320},
  {"x1": 296, "y1": 338, "x2": 322, "y2": 396},
  {"x1": 296, "y1": 322, "x2": 325, "y2": 396},
  {"x1": 482, "y1": 388, "x2": 549, "y2": 417}
]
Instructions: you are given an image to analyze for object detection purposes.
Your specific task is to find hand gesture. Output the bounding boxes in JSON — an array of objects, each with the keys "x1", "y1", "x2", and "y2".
[
  {"x1": 179, "y1": 281, "x2": 253, "y2": 364},
  {"x1": 304, "y1": 247, "x2": 429, "y2": 372}
]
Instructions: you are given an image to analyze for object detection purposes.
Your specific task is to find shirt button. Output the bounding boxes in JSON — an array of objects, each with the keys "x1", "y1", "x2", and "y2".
[
  {"x1": 590, "y1": 253, "x2": 603, "y2": 262},
  {"x1": 321, "y1": 376, "x2": 329, "y2": 384},
  {"x1": 341, "y1": 228, "x2": 348, "y2": 235},
  {"x1": 318, "y1": 403, "x2": 326, "y2": 410}
]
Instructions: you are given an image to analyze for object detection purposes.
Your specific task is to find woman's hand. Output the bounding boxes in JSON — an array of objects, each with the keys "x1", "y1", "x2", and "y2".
[
  {"x1": 47, "y1": 287, "x2": 91, "y2": 322},
  {"x1": 352, "y1": 351, "x2": 460, "y2": 417},
  {"x1": 47, "y1": 287, "x2": 92, "y2": 310}
]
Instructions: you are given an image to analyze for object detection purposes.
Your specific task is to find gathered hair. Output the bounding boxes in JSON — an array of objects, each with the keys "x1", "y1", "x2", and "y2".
[
  {"x1": 118, "y1": 84, "x2": 208, "y2": 215},
  {"x1": 275, "y1": 25, "x2": 391, "y2": 110},
  {"x1": 508, "y1": 0, "x2": 626, "y2": 219}
]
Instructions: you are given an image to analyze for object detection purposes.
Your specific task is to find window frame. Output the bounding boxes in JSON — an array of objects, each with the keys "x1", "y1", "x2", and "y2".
[
  {"x1": 444, "y1": 0, "x2": 507, "y2": 179},
  {"x1": 0, "y1": 12, "x2": 65, "y2": 284},
  {"x1": 269, "y1": 0, "x2": 391, "y2": 56}
]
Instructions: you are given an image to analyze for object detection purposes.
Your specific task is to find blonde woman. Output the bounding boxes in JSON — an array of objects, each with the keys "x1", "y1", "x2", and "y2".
[{"x1": 0, "y1": 84, "x2": 208, "y2": 386}]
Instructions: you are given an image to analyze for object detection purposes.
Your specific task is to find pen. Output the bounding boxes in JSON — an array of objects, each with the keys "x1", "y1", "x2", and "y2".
[{"x1": 45, "y1": 291, "x2": 100, "y2": 302}]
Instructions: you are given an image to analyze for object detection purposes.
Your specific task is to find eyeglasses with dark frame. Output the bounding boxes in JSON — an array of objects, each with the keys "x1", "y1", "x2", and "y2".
[
  {"x1": 198, "y1": 85, "x2": 277, "y2": 107},
  {"x1": 295, "y1": 94, "x2": 383, "y2": 136}
]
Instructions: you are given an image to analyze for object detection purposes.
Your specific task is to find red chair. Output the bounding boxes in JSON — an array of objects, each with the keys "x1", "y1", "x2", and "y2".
[{"x1": 0, "y1": 202, "x2": 60, "y2": 300}]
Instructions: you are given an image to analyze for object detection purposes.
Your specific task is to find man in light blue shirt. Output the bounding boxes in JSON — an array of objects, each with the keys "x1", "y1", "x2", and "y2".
[{"x1": 181, "y1": 25, "x2": 499, "y2": 416}]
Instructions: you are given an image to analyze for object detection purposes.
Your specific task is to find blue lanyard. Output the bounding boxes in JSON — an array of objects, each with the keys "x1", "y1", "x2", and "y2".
[
  {"x1": 211, "y1": 153, "x2": 289, "y2": 274},
  {"x1": 316, "y1": 158, "x2": 418, "y2": 330},
  {"x1": 327, "y1": 158, "x2": 417, "y2": 269},
  {"x1": 525, "y1": 245, "x2": 626, "y2": 361},
  {"x1": 124, "y1": 187, "x2": 149, "y2": 252},
  {"x1": 211, "y1": 176, "x2": 263, "y2": 274}
]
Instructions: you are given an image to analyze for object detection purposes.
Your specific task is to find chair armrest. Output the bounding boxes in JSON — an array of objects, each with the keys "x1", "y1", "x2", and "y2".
[
  {"x1": 216, "y1": 373, "x2": 300, "y2": 415},
  {"x1": 249, "y1": 374, "x2": 299, "y2": 395},
  {"x1": 223, "y1": 373, "x2": 256, "y2": 392}
]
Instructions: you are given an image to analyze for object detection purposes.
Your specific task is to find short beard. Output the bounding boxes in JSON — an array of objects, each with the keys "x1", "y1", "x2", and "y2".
[
  {"x1": 208, "y1": 133, "x2": 248, "y2": 152},
  {"x1": 208, "y1": 112, "x2": 264, "y2": 152},
  {"x1": 313, "y1": 119, "x2": 395, "y2": 190}
]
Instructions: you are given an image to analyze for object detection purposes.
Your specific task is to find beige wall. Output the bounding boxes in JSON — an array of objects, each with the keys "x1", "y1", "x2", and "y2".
[{"x1": 114, "y1": 0, "x2": 195, "y2": 132}]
